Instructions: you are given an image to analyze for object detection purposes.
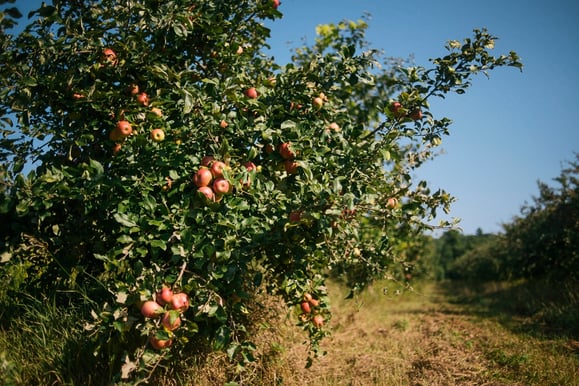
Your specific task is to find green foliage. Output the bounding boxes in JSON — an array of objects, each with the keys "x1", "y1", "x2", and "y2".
[
  {"x1": 0, "y1": 0, "x2": 522, "y2": 382},
  {"x1": 415, "y1": 229, "x2": 499, "y2": 281},
  {"x1": 432, "y1": 154, "x2": 578, "y2": 285},
  {"x1": 500, "y1": 154, "x2": 579, "y2": 281},
  {"x1": 447, "y1": 240, "x2": 503, "y2": 282}
]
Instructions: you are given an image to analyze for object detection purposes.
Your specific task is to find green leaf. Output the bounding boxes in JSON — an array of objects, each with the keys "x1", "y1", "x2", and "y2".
[
  {"x1": 280, "y1": 120, "x2": 297, "y2": 130},
  {"x1": 37, "y1": 5, "x2": 57, "y2": 17},
  {"x1": 89, "y1": 159, "x2": 104, "y2": 176},
  {"x1": 213, "y1": 325, "x2": 231, "y2": 351},
  {"x1": 4, "y1": 7, "x2": 22, "y2": 19},
  {"x1": 226, "y1": 343, "x2": 240, "y2": 360},
  {"x1": 141, "y1": 195, "x2": 156, "y2": 213},
  {"x1": 182, "y1": 90, "x2": 193, "y2": 114},
  {"x1": 116, "y1": 235, "x2": 133, "y2": 244},
  {"x1": 21, "y1": 77, "x2": 37, "y2": 87},
  {"x1": 149, "y1": 239, "x2": 167, "y2": 250},
  {"x1": 15, "y1": 200, "x2": 30, "y2": 216},
  {"x1": 113, "y1": 213, "x2": 139, "y2": 228},
  {"x1": 93, "y1": 253, "x2": 109, "y2": 262}
]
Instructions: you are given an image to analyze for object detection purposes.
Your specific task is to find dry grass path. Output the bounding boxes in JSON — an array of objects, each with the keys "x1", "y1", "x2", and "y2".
[{"x1": 271, "y1": 281, "x2": 578, "y2": 386}]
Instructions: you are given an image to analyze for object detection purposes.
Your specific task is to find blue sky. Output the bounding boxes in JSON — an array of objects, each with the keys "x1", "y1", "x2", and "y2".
[
  {"x1": 266, "y1": 0, "x2": 579, "y2": 234},
  {"x1": 7, "y1": 0, "x2": 579, "y2": 235}
]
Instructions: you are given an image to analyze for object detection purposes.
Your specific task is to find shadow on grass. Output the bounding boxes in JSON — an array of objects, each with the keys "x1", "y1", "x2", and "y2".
[{"x1": 438, "y1": 279, "x2": 579, "y2": 340}]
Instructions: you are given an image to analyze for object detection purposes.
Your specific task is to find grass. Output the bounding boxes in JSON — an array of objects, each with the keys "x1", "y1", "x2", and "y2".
[
  {"x1": 442, "y1": 278, "x2": 579, "y2": 337},
  {"x1": 0, "y1": 279, "x2": 577, "y2": 385},
  {"x1": 0, "y1": 292, "x2": 105, "y2": 386},
  {"x1": 267, "y1": 279, "x2": 578, "y2": 386}
]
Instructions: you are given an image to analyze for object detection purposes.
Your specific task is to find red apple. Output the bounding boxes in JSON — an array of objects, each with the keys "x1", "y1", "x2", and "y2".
[
  {"x1": 312, "y1": 96, "x2": 324, "y2": 109},
  {"x1": 386, "y1": 197, "x2": 399, "y2": 209},
  {"x1": 289, "y1": 102, "x2": 303, "y2": 111},
  {"x1": 284, "y1": 159, "x2": 298, "y2": 174},
  {"x1": 409, "y1": 108, "x2": 423, "y2": 121},
  {"x1": 279, "y1": 142, "x2": 295, "y2": 160},
  {"x1": 309, "y1": 298, "x2": 320, "y2": 307},
  {"x1": 220, "y1": 120, "x2": 228, "y2": 128},
  {"x1": 300, "y1": 301, "x2": 311, "y2": 314},
  {"x1": 210, "y1": 161, "x2": 227, "y2": 178},
  {"x1": 201, "y1": 155, "x2": 215, "y2": 167},
  {"x1": 244, "y1": 161, "x2": 256, "y2": 172},
  {"x1": 102, "y1": 48, "x2": 117, "y2": 65},
  {"x1": 313, "y1": 315, "x2": 324, "y2": 328},
  {"x1": 289, "y1": 211, "x2": 302, "y2": 223},
  {"x1": 194, "y1": 167, "x2": 213, "y2": 187},
  {"x1": 127, "y1": 84, "x2": 139, "y2": 95},
  {"x1": 264, "y1": 143, "x2": 275, "y2": 154},
  {"x1": 149, "y1": 335, "x2": 173, "y2": 350},
  {"x1": 244, "y1": 87, "x2": 258, "y2": 99},
  {"x1": 161, "y1": 312, "x2": 182, "y2": 331},
  {"x1": 390, "y1": 101, "x2": 404, "y2": 118},
  {"x1": 264, "y1": 76, "x2": 276, "y2": 87},
  {"x1": 112, "y1": 143, "x2": 122, "y2": 155},
  {"x1": 327, "y1": 122, "x2": 340, "y2": 131},
  {"x1": 150, "y1": 128, "x2": 165, "y2": 142},
  {"x1": 116, "y1": 120, "x2": 133, "y2": 138},
  {"x1": 304, "y1": 293, "x2": 313, "y2": 302},
  {"x1": 136, "y1": 92, "x2": 149, "y2": 106},
  {"x1": 198, "y1": 186, "x2": 215, "y2": 201},
  {"x1": 156, "y1": 286, "x2": 174, "y2": 306},
  {"x1": 241, "y1": 162, "x2": 256, "y2": 187},
  {"x1": 171, "y1": 292, "x2": 189, "y2": 312},
  {"x1": 150, "y1": 107, "x2": 163, "y2": 117},
  {"x1": 141, "y1": 300, "x2": 163, "y2": 318},
  {"x1": 109, "y1": 128, "x2": 124, "y2": 142},
  {"x1": 102, "y1": 48, "x2": 115, "y2": 57},
  {"x1": 272, "y1": 0, "x2": 280, "y2": 9},
  {"x1": 212, "y1": 177, "x2": 231, "y2": 195}
]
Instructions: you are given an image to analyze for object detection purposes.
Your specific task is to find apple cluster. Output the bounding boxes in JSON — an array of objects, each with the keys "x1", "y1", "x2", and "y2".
[
  {"x1": 312, "y1": 92, "x2": 328, "y2": 110},
  {"x1": 277, "y1": 142, "x2": 299, "y2": 175},
  {"x1": 99, "y1": 49, "x2": 166, "y2": 154},
  {"x1": 389, "y1": 101, "x2": 423, "y2": 121},
  {"x1": 140, "y1": 286, "x2": 190, "y2": 350},
  {"x1": 265, "y1": 93, "x2": 328, "y2": 176},
  {"x1": 299, "y1": 293, "x2": 324, "y2": 328},
  {"x1": 193, "y1": 156, "x2": 232, "y2": 202},
  {"x1": 193, "y1": 156, "x2": 257, "y2": 203}
]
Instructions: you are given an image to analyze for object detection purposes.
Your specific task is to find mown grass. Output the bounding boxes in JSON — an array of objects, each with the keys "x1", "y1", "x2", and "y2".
[
  {"x1": 442, "y1": 278, "x2": 579, "y2": 338},
  {"x1": 1, "y1": 279, "x2": 577, "y2": 385}
]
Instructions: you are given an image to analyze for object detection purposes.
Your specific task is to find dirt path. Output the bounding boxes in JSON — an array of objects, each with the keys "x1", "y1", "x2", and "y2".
[{"x1": 276, "y1": 282, "x2": 578, "y2": 386}]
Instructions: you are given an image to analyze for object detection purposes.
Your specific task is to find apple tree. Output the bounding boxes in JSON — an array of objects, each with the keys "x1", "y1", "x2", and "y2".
[{"x1": 0, "y1": 0, "x2": 521, "y2": 381}]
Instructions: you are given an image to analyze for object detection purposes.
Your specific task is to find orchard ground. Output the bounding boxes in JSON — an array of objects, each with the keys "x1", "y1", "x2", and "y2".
[{"x1": 2, "y1": 278, "x2": 577, "y2": 385}]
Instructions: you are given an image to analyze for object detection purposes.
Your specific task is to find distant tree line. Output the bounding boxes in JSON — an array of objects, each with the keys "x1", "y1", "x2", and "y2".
[{"x1": 413, "y1": 154, "x2": 578, "y2": 284}]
